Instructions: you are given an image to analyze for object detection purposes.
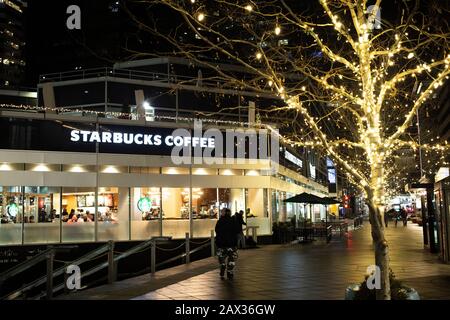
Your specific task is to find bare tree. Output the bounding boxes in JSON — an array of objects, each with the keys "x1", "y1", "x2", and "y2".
[{"x1": 126, "y1": 0, "x2": 450, "y2": 299}]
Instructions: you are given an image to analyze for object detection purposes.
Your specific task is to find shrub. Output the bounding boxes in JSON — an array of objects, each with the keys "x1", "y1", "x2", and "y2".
[{"x1": 353, "y1": 269, "x2": 417, "y2": 300}]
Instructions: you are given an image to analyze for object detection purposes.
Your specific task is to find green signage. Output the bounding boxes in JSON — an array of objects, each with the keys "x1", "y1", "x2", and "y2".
[
  {"x1": 137, "y1": 197, "x2": 152, "y2": 212},
  {"x1": 7, "y1": 203, "x2": 19, "y2": 217}
]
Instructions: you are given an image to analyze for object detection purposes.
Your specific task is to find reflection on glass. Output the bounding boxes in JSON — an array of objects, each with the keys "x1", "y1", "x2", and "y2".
[
  {"x1": 61, "y1": 187, "x2": 95, "y2": 243},
  {"x1": 0, "y1": 186, "x2": 23, "y2": 245},
  {"x1": 23, "y1": 186, "x2": 61, "y2": 244},
  {"x1": 131, "y1": 187, "x2": 161, "y2": 240}
]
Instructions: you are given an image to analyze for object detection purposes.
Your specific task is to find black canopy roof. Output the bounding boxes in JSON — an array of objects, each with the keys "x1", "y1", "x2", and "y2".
[
  {"x1": 284, "y1": 192, "x2": 326, "y2": 204},
  {"x1": 284, "y1": 193, "x2": 341, "y2": 205}
]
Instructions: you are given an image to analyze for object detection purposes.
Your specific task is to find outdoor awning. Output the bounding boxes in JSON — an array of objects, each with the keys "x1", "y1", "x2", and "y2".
[
  {"x1": 284, "y1": 193, "x2": 341, "y2": 205},
  {"x1": 284, "y1": 192, "x2": 327, "y2": 204}
]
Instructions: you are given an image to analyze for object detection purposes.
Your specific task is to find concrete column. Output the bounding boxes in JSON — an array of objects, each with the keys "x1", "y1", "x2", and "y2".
[{"x1": 42, "y1": 83, "x2": 56, "y2": 112}]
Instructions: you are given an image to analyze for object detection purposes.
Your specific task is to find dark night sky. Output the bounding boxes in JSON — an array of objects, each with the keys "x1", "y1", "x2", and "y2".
[
  {"x1": 24, "y1": 0, "x2": 128, "y2": 86},
  {"x1": 22, "y1": 0, "x2": 449, "y2": 87}
]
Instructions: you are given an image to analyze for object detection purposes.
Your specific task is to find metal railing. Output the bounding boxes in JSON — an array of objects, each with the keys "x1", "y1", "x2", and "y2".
[
  {"x1": 0, "y1": 231, "x2": 216, "y2": 300},
  {"x1": 39, "y1": 67, "x2": 242, "y2": 92}
]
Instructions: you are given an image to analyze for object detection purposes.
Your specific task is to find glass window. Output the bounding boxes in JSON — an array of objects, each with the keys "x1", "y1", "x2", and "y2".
[
  {"x1": 0, "y1": 186, "x2": 23, "y2": 245},
  {"x1": 97, "y1": 187, "x2": 129, "y2": 241},
  {"x1": 218, "y1": 188, "x2": 245, "y2": 214},
  {"x1": 23, "y1": 186, "x2": 61, "y2": 244},
  {"x1": 162, "y1": 187, "x2": 190, "y2": 239},
  {"x1": 246, "y1": 188, "x2": 271, "y2": 235},
  {"x1": 130, "y1": 187, "x2": 161, "y2": 240},
  {"x1": 192, "y1": 188, "x2": 219, "y2": 238},
  {"x1": 61, "y1": 187, "x2": 95, "y2": 243}
]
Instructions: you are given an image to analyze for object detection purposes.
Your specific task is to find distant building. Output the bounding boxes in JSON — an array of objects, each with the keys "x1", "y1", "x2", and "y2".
[{"x1": 0, "y1": 0, "x2": 27, "y2": 88}]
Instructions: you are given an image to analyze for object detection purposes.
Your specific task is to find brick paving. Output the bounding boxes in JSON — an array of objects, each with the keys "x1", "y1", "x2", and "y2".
[{"x1": 62, "y1": 222, "x2": 450, "y2": 300}]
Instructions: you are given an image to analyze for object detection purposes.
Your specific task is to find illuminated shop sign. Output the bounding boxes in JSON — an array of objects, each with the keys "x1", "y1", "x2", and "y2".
[
  {"x1": 328, "y1": 168, "x2": 336, "y2": 184},
  {"x1": 309, "y1": 164, "x2": 316, "y2": 180},
  {"x1": 284, "y1": 150, "x2": 303, "y2": 168},
  {"x1": 137, "y1": 197, "x2": 152, "y2": 213},
  {"x1": 70, "y1": 130, "x2": 215, "y2": 148},
  {"x1": 7, "y1": 203, "x2": 19, "y2": 217}
]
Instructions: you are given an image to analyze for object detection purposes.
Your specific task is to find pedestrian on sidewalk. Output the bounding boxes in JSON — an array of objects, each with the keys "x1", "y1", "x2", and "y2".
[
  {"x1": 401, "y1": 208, "x2": 408, "y2": 227},
  {"x1": 384, "y1": 209, "x2": 389, "y2": 228},
  {"x1": 234, "y1": 210, "x2": 247, "y2": 249},
  {"x1": 215, "y1": 208, "x2": 240, "y2": 280},
  {"x1": 394, "y1": 211, "x2": 399, "y2": 227}
]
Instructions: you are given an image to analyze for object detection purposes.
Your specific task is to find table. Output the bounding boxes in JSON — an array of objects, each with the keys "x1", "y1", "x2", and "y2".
[{"x1": 245, "y1": 226, "x2": 259, "y2": 243}]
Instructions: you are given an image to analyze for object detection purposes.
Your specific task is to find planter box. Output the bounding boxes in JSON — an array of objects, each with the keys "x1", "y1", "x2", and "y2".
[{"x1": 345, "y1": 284, "x2": 420, "y2": 300}]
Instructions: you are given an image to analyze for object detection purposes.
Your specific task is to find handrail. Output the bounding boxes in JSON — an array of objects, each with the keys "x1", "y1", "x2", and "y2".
[
  {"x1": 0, "y1": 248, "x2": 53, "y2": 282},
  {"x1": 114, "y1": 238, "x2": 155, "y2": 262},
  {"x1": 1, "y1": 243, "x2": 110, "y2": 300},
  {"x1": 156, "y1": 241, "x2": 211, "y2": 269},
  {"x1": 1, "y1": 232, "x2": 216, "y2": 300},
  {"x1": 39, "y1": 66, "x2": 238, "y2": 90}
]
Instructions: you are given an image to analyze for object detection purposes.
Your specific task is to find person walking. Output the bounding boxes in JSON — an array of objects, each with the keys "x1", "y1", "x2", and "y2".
[
  {"x1": 384, "y1": 209, "x2": 389, "y2": 228},
  {"x1": 215, "y1": 208, "x2": 240, "y2": 280},
  {"x1": 401, "y1": 208, "x2": 408, "y2": 227},
  {"x1": 234, "y1": 210, "x2": 247, "y2": 249}
]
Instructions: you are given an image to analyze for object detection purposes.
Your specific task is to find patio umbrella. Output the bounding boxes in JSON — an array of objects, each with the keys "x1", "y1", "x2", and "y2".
[
  {"x1": 284, "y1": 192, "x2": 327, "y2": 204},
  {"x1": 284, "y1": 193, "x2": 326, "y2": 228}
]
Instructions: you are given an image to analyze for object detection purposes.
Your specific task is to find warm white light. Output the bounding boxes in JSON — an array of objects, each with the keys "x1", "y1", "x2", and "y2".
[
  {"x1": 197, "y1": 13, "x2": 205, "y2": 21},
  {"x1": 69, "y1": 165, "x2": 86, "y2": 173},
  {"x1": 143, "y1": 101, "x2": 153, "y2": 110},
  {"x1": 246, "y1": 170, "x2": 260, "y2": 176},
  {"x1": 275, "y1": 25, "x2": 281, "y2": 35},
  {"x1": 0, "y1": 163, "x2": 12, "y2": 171},
  {"x1": 166, "y1": 168, "x2": 179, "y2": 175},
  {"x1": 221, "y1": 169, "x2": 234, "y2": 176},
  {"x1": 407, "y1": 52, "x2": 414, "y2": 59},
  {"x1": 268, "y1": 80, "x2": 273, "y2": 87},
  {"x1": 194, "y1": 168, "x2": 208, "y2": 175},
  {"x1": 256, "y1": 52, "x2": 262, "y2": 60},
  {"x1": 190, "y1": 0, "x2": 195, "y2": 3},
  {"x1": 33, "y1": 164, "x2": 50, "y2": 172},
  {"x1": 102, "y1": 166, "x2": 119, "y2": 173},
  {"x1": 245, "y1": 4, "x2": 252, "y2": 12}
]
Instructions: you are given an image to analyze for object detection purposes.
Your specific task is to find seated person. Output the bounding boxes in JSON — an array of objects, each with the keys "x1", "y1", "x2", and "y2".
[{"x1": 245, "y1": 208, "x2": 256, "y2": 218}]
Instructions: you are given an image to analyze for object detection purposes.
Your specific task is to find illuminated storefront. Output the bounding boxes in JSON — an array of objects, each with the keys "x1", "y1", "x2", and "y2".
[{"x1": 0, "y1": 112, "x2": 329, "y2": 245}]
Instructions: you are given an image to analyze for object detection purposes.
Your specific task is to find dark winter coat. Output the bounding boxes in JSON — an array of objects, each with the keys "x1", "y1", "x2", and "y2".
[
  {"x1": 234, "y1": 214, "x2": 246, "y2": 232},
  {"x1": 215, "y1": 215, "x2": 240, "y2": 248}
]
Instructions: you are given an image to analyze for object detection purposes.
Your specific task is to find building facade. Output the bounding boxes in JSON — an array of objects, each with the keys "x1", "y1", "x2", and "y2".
[
  {"x1": 0, "y1": 111, "x2": 329, "y2": 246},
  {"x1": 0, "y1": 0, "x2": 26, "y2": 88},
  {"x1": 0, "y1": 57, "x2": 337, "y2": 246}
]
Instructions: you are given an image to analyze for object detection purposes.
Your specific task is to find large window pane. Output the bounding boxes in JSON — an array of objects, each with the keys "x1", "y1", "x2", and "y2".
[
  {"x1": 0, "y1": 186, "x2": 23, "y2": 245},
  {"x1": 162, "y1": 188, "x2": 190, "y2": 239},
  {"x1": 192, "y1": 188, "x2": 218, "y2": 238},
  {"x1": 130, "y1": 187, "x2": 161, "y2": 240},
  {"x1": 97, "y1": 187, "x2": 129, "y2": 241},
  {"x1": 246, "y1": 188, "x2": 271, "y2": 235},
  {"x1": 219, "y1": 188, "x2": 245, "y2": 214},
  {"x1": 61, "y1": 187, "x2": 95, "y2": 243},
  {"x1": 24, "y1": 186, "x2": 61, "y2": 244}
]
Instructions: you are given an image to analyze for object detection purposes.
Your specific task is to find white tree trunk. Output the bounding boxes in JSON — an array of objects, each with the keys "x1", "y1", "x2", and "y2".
[{"x1": 368, "y1": 162, "x2": 391, "y2": 300}]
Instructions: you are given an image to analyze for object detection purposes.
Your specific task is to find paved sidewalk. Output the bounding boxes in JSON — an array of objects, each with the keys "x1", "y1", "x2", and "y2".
[{"x1": 63, "y1": 223, "x2": 450, "y2": 300}]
